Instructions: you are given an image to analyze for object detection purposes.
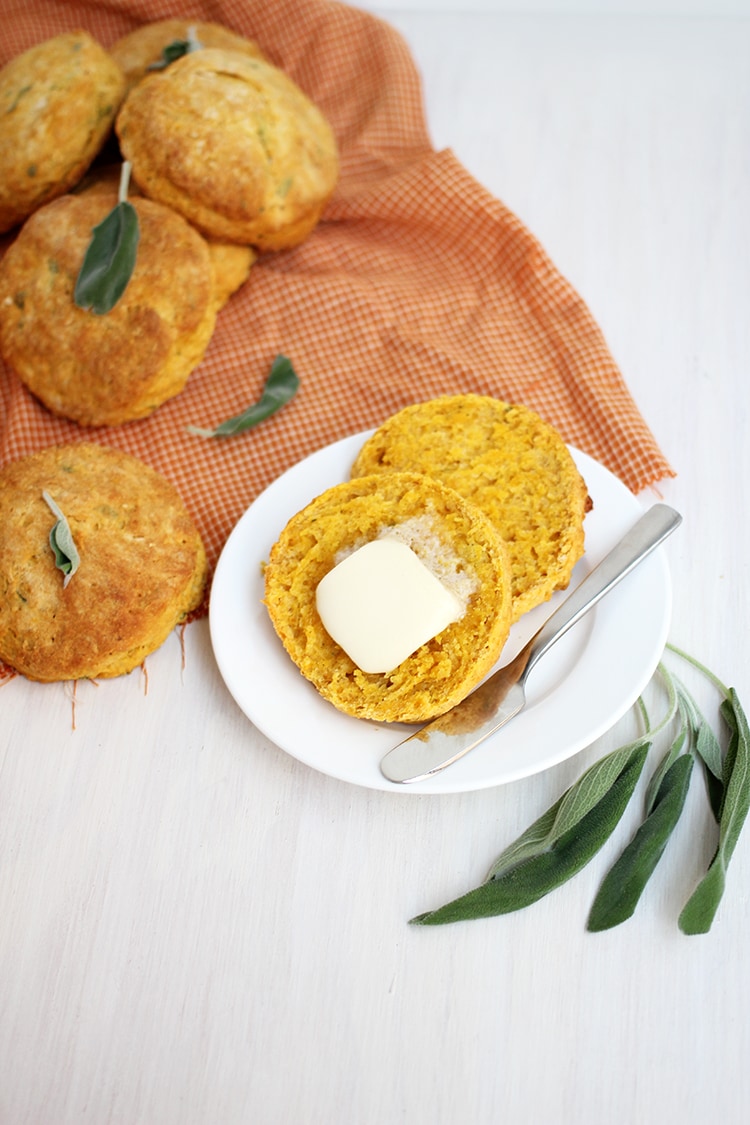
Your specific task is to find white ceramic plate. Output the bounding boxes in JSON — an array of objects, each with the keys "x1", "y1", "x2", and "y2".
[{"x1": 209, "y1": 433, "x2": 672, "y2": 794}]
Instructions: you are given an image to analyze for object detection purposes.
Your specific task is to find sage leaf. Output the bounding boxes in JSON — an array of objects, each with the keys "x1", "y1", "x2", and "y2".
[
  {"x1": 74, "y1": 163, "x2": 139, "y2": 315},
  {"x1": 679, "y1": 689, "x2": 750, "y2": 934},
  {"x1": 486, "y1": 738, "x2": 651, "y2": 881},
  {"x1": 674, "y1": 674, "x2": 724, "y2": 802},
  {"x1": 186, "y1": 354, "x2": 299, "y2": 438},
  {"x1": 483, "y1": 799, "x2": 563, "y2": 881},
  {"x1": 542, "y1": 741, "x2": 651, "y2": 844},
  {"x1": 697, "y1": 718, "x2": 725, "y2": 781},
  {"x1": 697, "y1": 715, "x2": 725, "y2": 823},
  {"x1": 587, "y1": 753, "x2": 694, "y2": 931},
  {"x1": 644, "y1": 726, "x2": 687, "y2": 814},
  {"x1": 42, "y1": 491, "x2": 80, "y2": 587},
  {"x1": 411, "y1": 743, "x2": 648, "y2": 926},
  {"x1": 148, "y1": 27, "x2": 203, "y2": 69},
  {"x1": 719, "y1": 697, "x2": 741, "y2": 796}
]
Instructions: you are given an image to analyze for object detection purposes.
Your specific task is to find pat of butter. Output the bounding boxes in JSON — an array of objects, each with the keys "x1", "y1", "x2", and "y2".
[{"x1": 315, "y1": 537, "x2": 463, "y2": 673}]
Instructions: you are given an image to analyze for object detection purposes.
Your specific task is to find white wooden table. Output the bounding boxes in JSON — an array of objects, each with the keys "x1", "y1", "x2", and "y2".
[{"x1": 2, "y1": 5, "x2": 750, "y2": 1123}]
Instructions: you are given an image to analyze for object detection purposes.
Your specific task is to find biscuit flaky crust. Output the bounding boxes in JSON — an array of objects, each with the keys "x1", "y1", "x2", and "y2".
[
  {"x1": 351, "y1": 395, "x2": 591, "y2": 621},
  {"x1": 0, "y1": 191, "x2": 217, "y2": 426},
  {"x1": 0, "y1": 31, "x2": 125, "y2": 234},
  {"x1": 116, "y1": 47, "x2": 339, "y2": 250},
  {"x1": 0, "y1": 444, "x2": 207, "y2": 682},
  {"x1": 264, "y1": 471, "x2": 512, "y2": 723}
]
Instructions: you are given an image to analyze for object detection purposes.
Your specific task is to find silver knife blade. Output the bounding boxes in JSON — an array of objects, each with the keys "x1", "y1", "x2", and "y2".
[{"x1": 379, "y1": 642, "x2": 532, "y2": 783}]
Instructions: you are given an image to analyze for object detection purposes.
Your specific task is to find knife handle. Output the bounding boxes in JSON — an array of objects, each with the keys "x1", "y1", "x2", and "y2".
[{"x1": 522, "y1": 503, "x2": 682, "y2": 686}]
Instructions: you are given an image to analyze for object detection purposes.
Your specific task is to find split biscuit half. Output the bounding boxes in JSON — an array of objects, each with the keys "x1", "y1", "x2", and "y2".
[
  {"x1": 264, "y1": 471, "x2": 513, "y2": 724},
  {"x1": 351, "y1": 394, "x2": 592, "y2": 622}
]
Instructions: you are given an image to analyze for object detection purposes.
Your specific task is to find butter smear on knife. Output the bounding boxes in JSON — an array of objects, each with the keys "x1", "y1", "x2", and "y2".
[{"x1": 315, "y1": 537, "x2": 464, "y2": 673}]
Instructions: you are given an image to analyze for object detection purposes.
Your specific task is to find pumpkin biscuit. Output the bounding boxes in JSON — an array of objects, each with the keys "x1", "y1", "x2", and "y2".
[
  {"x1": 0, "y1": 443, "x2": 207, "y2": 682},
  {"x1": 0, "y1": 189, "x2": 217, "y2": 426},
  {"x1": 0, "y1": 31, "x2": 126, "y2": 234},
  {"x1": 116, "y1": 47, "x2": 339, "y2": 250},
  {"x1": 264, "y1": 471, "x2": 513, "y2": 723},
  {"x1": 351, "y1": 395, "x2": 591, "y2": 622}
]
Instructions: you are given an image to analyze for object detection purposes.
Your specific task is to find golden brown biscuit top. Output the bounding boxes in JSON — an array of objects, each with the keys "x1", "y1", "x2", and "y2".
[
  {"x1": 0, "y1": 191, "x2": 215, "y2": 414},
  {"x1": 0, "y1": 443, "x2": 206, "y2": 681},
  {"x1": 0, "y1": 31, "x2": 126, "y2": 232},
  {"x1": 115, "y1": 47, "x2": 339, "y2": 247}
]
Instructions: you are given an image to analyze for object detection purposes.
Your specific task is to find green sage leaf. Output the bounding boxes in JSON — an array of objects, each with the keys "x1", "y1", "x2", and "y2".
[
  {"x1": 42, "y1": 491, "x2": 80, "y2": 587},
  {"x1": 148, "y1": 27, "x2": 203, "y2": 70},
  {"x1": 411, "y1": 743, "x2": 649, "y2": 926},
  {"x1": 674, "y1": 675, "x2": 724, "y2": 780},
  {"x1": 74, "y1": 163, "x2": 139, "y2": 315},
  {"x1": 694, "y1": 715, "x2": 724, "y2": 779},
  {"x1": 644, "y1": 726, "x2": 687, "y2": 814},
  {"x1": 719, "y1": 698, "x2": 741, "y2": 795},
  {"x1": 662, "y1": 670, "x2": 723, "y2": 819},
  {"x1": 486, "y1": 738, "x2": 651, "y2": 881},
  {"x1": 587, "y1": 753, "x2": 694, "y2": 931},
  {"x1": 544, "y1": 740, "x2": 651, "y2": 844},
  {"x1": 483, "y1": 800, "x2": 563, "y2": 882},
  {"x1": 697, "y1": 714, "x2": 726, "y2": 823},
  {"x1": 186, "y1": 354, "x2": 300, "y2": 438},
  {"x1": 679, "y1": 688, "x2": 750, "y2": 934}
]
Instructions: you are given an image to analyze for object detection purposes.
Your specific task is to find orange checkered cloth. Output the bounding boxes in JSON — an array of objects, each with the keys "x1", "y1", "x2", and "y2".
[{"x1": 0, "y1": 0, "x2": 674, "y2": 614}]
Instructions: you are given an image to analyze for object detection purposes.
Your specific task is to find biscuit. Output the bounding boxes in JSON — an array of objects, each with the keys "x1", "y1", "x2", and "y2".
[
  {"x1": 109, "y1": 19, "x2": 266, "y2": 91},
  {"x1": 116, "y1": 47, "x2": 339, "y2": 250},
  {"x1": 0, "y1": 189, "x2": 217, "y2": 426},
  {"x1": 0, "y1": 31, "x2": 125, "y2": 234},
  {"x1": 263, "y1": 471, "x2": 513, "y2": 723},
  {"x1": 0, "y1": 443, "x2": 207, "y2": 682},
  {"x1": 350, "y1": 395, "x2": 591, "y2": 621}
]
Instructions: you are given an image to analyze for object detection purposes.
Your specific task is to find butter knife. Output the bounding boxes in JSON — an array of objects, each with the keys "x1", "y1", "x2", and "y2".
[{"x1": 379, "y1": 503, "x2": 681, "y2": 784}]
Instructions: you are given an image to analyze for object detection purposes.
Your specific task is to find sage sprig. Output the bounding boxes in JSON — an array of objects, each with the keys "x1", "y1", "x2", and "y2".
[
  {"x1": 186, "y1": 354, "x2": 299, "y2": 438},
  {"x1": 147, "y1": 26, "x2": 203, "y2": 70},
  {"x1": 410, "y1": 647, "x2": 750, "y2": 935},
  {"x1": 42, "y1": 491, "x2": 80, "y2": 587},
  {"x1": 74, "y1": 162, "x2": 139, "y2": 316}
]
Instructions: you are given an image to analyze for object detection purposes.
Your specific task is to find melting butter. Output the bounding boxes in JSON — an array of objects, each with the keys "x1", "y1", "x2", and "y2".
[{"x1": 315, "y1": 537, "x2": 464, "y2": 674}]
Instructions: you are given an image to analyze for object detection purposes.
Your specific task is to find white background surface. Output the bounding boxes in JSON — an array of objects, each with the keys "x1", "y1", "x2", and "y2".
[
  {"x1": 2, "y1": 4, "x2": 750, "y2": 1124},
  {"x1": 353, "y1": 0, "x2": 750, "y2": 14},
  {"x1": 354, "y1": 0, "x2": 750, "y2": 14}
]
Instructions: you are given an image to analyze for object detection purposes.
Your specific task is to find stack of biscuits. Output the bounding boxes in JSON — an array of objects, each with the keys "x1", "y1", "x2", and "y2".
[
  {"x1": 0, "y1": 20, "x2": 339, "y2": 427},
  {"x1": 0, "y1": 18, "x2": 339, "y2": 683},
  {"x1": 264, "y1": 394, "x2": 593, "y2": 724}
]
